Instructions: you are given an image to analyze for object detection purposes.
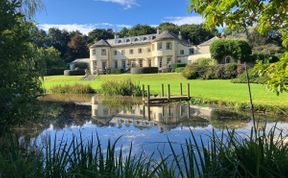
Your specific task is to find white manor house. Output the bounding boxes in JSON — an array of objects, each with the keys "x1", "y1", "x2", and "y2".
[{"x1": 89, "y1": 30, "x2": 217, "y2": 74}]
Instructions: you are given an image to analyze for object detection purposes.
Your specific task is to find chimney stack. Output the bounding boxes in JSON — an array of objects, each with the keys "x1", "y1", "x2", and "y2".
[
  {"x1": 178, "y1": 31, "x2": 182, "y2": 40},
  {"x1": 157, "y1": 29, "x2": 161, "y2": 34}
]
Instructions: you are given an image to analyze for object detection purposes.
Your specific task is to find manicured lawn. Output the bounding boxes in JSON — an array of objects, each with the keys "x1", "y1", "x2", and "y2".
[{"x1": 43, "y1": 73, "x2": 288, "y2": 107}]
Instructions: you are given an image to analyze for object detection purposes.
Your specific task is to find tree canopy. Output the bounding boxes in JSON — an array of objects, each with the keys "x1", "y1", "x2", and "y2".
[{"x1": 190, "y1": 0, "x2": 288, "y2": 94}]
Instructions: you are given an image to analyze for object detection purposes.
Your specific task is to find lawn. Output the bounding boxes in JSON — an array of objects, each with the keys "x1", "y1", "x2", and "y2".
[{"x1": 43, "y1": 73, "x2": 288, "y2": 108}]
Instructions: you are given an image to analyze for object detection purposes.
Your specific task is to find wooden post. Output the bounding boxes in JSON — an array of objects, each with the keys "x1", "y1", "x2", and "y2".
[
  {"x1": 168, "y1": 84, "x2": 171, "y2": 100},
  {"x1": 147, "y1": 85, "x2": 150, "y2": 103},
  {"x1": 161, "y1": 84, "x2": 165, "y2": 97},
  {"x1": 187, "y1": 83, "x2": 190, "y2": 98},
  {"x1": 180, "y1": 83, "x2": 183, "y2": 96},
  {"x1": 142, "y1": 85, "x2": 145, "y2": 98}
]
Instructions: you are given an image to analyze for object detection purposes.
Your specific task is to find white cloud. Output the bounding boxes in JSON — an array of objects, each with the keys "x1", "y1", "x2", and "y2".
[
  {"x1": 95, "y1": 0, "x2": 138, "y2": 9},
  {"x1": 38, "y1": 23, "x2": 131, "y2": 35},
  {"x1": 163, "y1": 16, "x2": 204, "y2": 26}
]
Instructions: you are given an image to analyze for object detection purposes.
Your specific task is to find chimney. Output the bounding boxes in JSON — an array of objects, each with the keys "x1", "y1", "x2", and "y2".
[
  {"x1": 178, "y1": 31, "x2": 182, "y2": 40},
  {"x1": 157, "y1": 29, "x2": 161, "y2": 34}
]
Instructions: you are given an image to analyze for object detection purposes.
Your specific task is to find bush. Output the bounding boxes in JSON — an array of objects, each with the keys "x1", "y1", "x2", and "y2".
[
  {"x1": 50, "y1": 84, "x2": 95, "y2": 94},
  {"x1": 231, "y1": 68, "x2": 269, "y2": 84},
  {"x1": 172, "y1": 63, "x2": 186, "y2": 70},
  {"x1": 131, "y1": 67, "x2": 158, "y2": 74},
  {"x1": 46, "y1": 68, "x2": 66, "y2": 76},
  {"x1": 101, "y1": 80, "x2": 142, "y2": 96},
  {"x1": 64, "y1": 70, "x2": 85, "y2": 76},
  {"x1": 110, "y1": 68, "x2": 124, "y2": 74},
  {"x1": 175, "y1": 67, "x2": 185, "y2": 73},
  {"x1": 74, "y1": 62, "x2": 89, "y2": 69},
  {"x1": 182, "y1": 64, "x2": 245, "y2": 80},
  {"x1": 193, "y1": 58, "x2": 215, "y2": 65}
]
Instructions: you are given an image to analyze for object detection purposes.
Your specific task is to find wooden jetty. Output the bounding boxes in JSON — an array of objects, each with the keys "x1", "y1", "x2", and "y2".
[{"x1": 143, "y1": 83, "x2": 191, "y2": 104}]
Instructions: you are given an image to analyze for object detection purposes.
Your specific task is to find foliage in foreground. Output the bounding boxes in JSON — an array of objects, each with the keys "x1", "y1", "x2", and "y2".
[
  {"x1": 101, "y1": 80, "x2": 142, "y2": 96},
  {"x1": 0, "y1": 0, "x2": 43, "y2": 128},
  {"x1": 49, "y1": 84, "x2": 95, "y2": 94},
  {"x1": 1, "y1": 125, "x2": 288, "y2": 178}
]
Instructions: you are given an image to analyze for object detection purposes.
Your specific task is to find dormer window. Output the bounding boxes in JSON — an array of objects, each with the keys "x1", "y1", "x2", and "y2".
[
  {"x1": 152, "y1": 36, "x2": 156, "y2": 39},
  {"x1": 118, "y1": 40, "x2": 122, "y2": 43},
  {"x1": 143, "y1": 37, "x2": 147, "y2": 41},
  {"x1": 126, "y1": 39, "x2": 130, "y2": 42},
  {"x1": 134, "y1": 38, "x2": 139, "y2": 42}
]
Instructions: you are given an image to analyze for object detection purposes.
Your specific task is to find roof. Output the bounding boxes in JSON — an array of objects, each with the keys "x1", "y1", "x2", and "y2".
[
  {"x1": 198, "y1": 36, "x2": 219, "y2": 46},
  {"x1": 90, "y1": 39, "x2": 111, "y2": 48},
  {"x1": 71, "y1": 58, "x2": 90, "y2": 64},
  {"x1": 154, "y1": 30, "x2": 177, "y2": 41},
  {"x1": 90, "y1": 30, "x2": 188, "y2": 48}
]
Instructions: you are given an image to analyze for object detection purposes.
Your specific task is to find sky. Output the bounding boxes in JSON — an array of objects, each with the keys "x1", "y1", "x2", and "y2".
[{"x1": 36, "y1": 0, "x2": 204, "y2": 34}]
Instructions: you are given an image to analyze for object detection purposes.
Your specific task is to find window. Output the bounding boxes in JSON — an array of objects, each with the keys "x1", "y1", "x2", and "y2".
[
  {"x1": 101, "y1": 49, "x2": 107, "y2": 56},
  {"x1": 130, "y1": 49, "x2": 134, "y2": 54},
  {"x1": 166, "y1": 42, "x2": 172, "y2": 50},
  {"x1": 122, "y1": 60, "x2": 126, "y2": 69},
  {"x1": 92, "y1": 49, "x2": 96, "y2": 55},
  {"x1": 180, "y1": 50, "x2": 185, "y2": 55},
  {"x1": 189, "y1": 48, "x2": 194, "y2": 55},
  {"x1": 159, "y1": 57, "x2": 163, "y2": 68},
  {"x1": 157, "y1": 42, "x2": 162, "y2": 50},
  {"x1": 114, "y1": 50, "x2": 117, "y2": 55},
  {"x1": 139, "y1": 60, "x2": 143, "y2": 67},
  {"x1": 148, "y1": 59, "x2": 152, "y2": 67},
  {"x1": 93, "y1": 60, "x2": 97, "y2": 68},
  {"x1": 114, "y1": 60, "x2": 118, "y2": 68},
  {"x1": 147, "y1": 47, "x2": 151, "y2": 52},
  {"x1": 167, "y1": 57, "x2": 172, "y2": 66},
  {"x1": 102, "y1": 61, "x2": 107, "y2": 69},
  {"x1": 121, "y1": 50, "x2": 125, "y2": 55},
  {"x1": 138, "y1": 48, "x2": 142, "y2": 54}
]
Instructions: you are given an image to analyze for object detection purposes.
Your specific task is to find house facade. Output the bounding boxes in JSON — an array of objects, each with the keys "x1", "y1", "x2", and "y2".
[{"x1": 89, "y1": 30, "x2": 216, "y2": 74}]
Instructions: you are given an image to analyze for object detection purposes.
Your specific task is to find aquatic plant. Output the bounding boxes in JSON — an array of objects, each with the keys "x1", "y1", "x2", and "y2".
[
  {"x1": 49, "y1": 84, "x2": 95, "y2": 94},
  {"x1": 100, "y1": 79, "x2": 142, "y2": 96}
]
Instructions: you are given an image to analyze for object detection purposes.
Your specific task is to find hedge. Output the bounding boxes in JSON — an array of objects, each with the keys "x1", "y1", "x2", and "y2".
[
  {"x1": 131, "y1": 67, "x2": 158, "y2": 74},
  {"x1": 64, "y1": 70, "x2": 85, "y2": 76},
  {"x1": 175, "y1": 67, "x2": 185, "y2": 73},
  {"x1": 172, "y1": 63, "x2": 186, "y2": 70},
  {"x1": 182, "y1": 64, "x2": 245, "y2": 79},
  {"x1": 110, "y1": 68, "x2": 124, "y2": 74},
  {"x1": 46, "y1": 68, "x2": 66, "y2": 76}
]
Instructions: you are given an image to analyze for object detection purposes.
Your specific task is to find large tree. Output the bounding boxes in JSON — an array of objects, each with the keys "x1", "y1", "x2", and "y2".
[
  {"x1": 128, "y1": 24, "x2": 156, "y2": 36},
  {"x1": 190, "y1": 0, "x2": 288, "y2": 94},
  {"x1": 66, "y1": 31, "x2": 89, "y2": 62},
  {"x1": 0, "y1": 0, "x2": 42, "y2": 128},
  {"x1": 88, "y1": 29, "x2": 114, "y2": 43}
]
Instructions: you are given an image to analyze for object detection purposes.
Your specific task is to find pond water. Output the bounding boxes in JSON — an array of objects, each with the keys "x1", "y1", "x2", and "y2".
[{"x1": 26, "y1": 94, "x2": 288, "y2": 158}]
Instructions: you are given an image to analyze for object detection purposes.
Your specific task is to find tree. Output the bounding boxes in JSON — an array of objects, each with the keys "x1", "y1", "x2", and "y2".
[
  {"x1": 88, "y1": 29, "x2": 114, "y2": 43},
  {"x1": 117, "y1": 27, "x2": 129, "y2": 38},
  {"x1": 66, "y1": 31, "x2": 89, "y2": 62},
  {"x1": 210, "y1": 39, "x2": 252, "y2": 63},
  {"x1": 31, "y1": 27, "x2": 48, "y2": 47},
  {"x1": 128, "y1": 24, "x2": 156, "y2": 36},
  {"x1": 0, "y1": 0, "x2": 42, "y2": 128},
  {"x1": 179, "y1": 24, "x2": 216, "y2": 45},
  {"x1": 47, "y1": 28, "x2": 70, "y2": 59},
  {"x1": 38, "y1": 47, "x2": 64, "y2": 72},
  {"x1": 190, "y1": 0, "x2": 288, "y2": 94},
  {"x1": 158, "y1": 23, "x2": 179, "y2": 35}
]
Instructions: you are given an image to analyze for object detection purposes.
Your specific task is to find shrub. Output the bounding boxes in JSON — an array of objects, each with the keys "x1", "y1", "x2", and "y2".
[
  {"x1": 131, "y1": 67, "x2": 158, "y2": 74},
  {"x1": 175, "y1": 67, "x2": 185, "y2": 73},
  {"x1": 182, "y1": 65, "x2": 200, "y2": 79},
  {"x1": 74, "y1": 62, "x2": 89, "y2": 69},
  {"x1": 193, "y1": 58, "x2": 215, "y2": 65},
  {"x1": 172, "y1": 63, "x2": 187, "y2": 70},
  {"x1": 101, "y1": 80, "x2": 142, "y2": 96},
  {"x1": 224, "y1": 63, "x2": 238, "y2": 79},
  {"x1": 231, "y1": 68, "x2": 269, "y2": 84},
  {"x1": 110, "y1": 68, "x2": 124, "y2": 74},
  {"x1": 64, "y1": 70, "x2": 85, "y2": 76},
  {"x1": 50, "y1": 84, "x2": 95, "y2": 94},
  {"x1": 46, "y1": 68, "x2": 66, "y2": 76}
]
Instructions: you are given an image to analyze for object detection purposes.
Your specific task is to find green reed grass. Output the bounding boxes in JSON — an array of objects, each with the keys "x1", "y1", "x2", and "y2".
[
  {"x1": 49, "y1": 84, "x2": 95, "y2": 94},
  {"x1": 1, "y1": 125, "x2": 288, "y2": 178}
]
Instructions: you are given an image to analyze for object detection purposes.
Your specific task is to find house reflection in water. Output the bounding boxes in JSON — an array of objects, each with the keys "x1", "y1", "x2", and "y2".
[{"x1": 91, "y1": 96, "x2": 211, "y2": 131}]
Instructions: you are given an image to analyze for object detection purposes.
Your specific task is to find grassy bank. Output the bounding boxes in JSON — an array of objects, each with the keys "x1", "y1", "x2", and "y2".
[{"x1": 43, "y1": 73, "x2": 288, "y2": 113}]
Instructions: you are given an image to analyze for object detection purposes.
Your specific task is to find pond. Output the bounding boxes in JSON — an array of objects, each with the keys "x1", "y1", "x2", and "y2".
[{"x1": 22, "y1": 94, "x2": 288, "y2": 159}]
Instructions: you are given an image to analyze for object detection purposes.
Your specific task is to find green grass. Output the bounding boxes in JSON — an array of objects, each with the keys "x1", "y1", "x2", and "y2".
[{"x1": 43, "y1": 73, "x2": 288, "y2": 108}]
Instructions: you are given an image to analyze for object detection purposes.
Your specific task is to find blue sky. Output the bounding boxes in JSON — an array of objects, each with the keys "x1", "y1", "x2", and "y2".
[{"x1": 36, "y1": 0, "x2": 203, "y2": 34}]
